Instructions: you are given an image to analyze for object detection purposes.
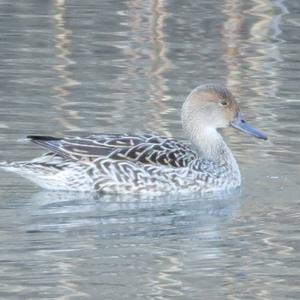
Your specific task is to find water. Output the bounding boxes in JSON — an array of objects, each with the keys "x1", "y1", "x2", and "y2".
[{"x1": 0, "y1": 0, "x2": 299, "y2": 299}]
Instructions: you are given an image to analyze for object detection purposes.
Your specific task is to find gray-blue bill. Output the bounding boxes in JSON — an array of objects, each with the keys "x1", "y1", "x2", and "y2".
[{"x1": 231, "y1": 113, "x2": 267, "y2": 140}]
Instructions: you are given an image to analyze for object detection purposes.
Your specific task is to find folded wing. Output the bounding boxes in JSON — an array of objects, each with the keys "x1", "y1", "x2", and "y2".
[{"x1": 28, "y1": 134, "x2": 197, "y2": 168}]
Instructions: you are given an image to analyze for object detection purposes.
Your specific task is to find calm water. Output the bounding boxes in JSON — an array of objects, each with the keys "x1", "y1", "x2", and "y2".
[{"x1": 0, "y1": 0, "x2": 299, "y2": 299}]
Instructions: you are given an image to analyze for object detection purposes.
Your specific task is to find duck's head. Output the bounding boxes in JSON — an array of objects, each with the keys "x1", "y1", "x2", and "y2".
[{"x1": 182, "y1": 84, "x2": 267, "y2": 140}]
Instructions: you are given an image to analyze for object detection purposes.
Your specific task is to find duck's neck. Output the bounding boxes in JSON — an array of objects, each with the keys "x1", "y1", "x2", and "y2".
[{"x1": 190, "y1": 127, "x2": 240, "y2": 175}]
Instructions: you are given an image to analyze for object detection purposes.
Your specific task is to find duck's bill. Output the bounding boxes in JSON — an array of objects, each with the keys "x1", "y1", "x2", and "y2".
[{"x1": 231, "y1": 113, "x2": 267, "y2": 140}]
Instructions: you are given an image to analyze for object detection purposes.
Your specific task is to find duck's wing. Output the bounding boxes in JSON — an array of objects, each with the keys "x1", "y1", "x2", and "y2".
[{"x1": 27, "y1": 134, "x2": 197, "y2": 168}]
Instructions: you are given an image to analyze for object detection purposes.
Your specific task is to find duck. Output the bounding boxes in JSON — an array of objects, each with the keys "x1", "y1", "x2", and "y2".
[{"x1": 0, "y1": 84, "x2": 267, "y2": 194}]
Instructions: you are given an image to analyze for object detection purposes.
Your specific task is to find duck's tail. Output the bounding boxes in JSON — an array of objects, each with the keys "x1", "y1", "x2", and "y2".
[
  {"x1": 0, "y1": 161, "x2": 41, "y2": 178},
  {"x1": 0, "y1": 159, "x2": 61, "y2": 189},
  {"x1": 0, "y1": 161, "x2": 20, "y2": 172},
  {"x1": 0, "y1": 158, "x2": 93, "y2": 191}
]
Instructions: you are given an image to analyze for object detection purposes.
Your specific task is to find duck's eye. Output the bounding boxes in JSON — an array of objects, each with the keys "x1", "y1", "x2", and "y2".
[{"x1": 220, "y1": 100, "x2": 228, "y2": 106}]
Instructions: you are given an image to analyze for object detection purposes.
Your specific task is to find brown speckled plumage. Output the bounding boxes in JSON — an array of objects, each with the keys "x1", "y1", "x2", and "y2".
[{"x1": 0, "y1": 84, "x2": 267, "y2": 194}]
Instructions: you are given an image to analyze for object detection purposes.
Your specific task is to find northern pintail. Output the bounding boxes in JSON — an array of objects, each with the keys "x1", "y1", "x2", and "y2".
[{"x1": 0, "y1": 84, "x2": 267, "y2": 194}]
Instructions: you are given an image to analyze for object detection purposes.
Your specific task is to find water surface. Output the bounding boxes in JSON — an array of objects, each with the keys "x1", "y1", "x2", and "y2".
[{"x1": 0, "y1": 0, "x2": 299, "y2": 299}]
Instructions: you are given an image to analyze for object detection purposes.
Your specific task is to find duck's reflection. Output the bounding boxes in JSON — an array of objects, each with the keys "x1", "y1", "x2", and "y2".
[
  {"x1": 26, "y1": 189, "x2": 241, "y2": 236},
  {"x1": 9, "y1": 189, "x2": 243, "y2": 299}
]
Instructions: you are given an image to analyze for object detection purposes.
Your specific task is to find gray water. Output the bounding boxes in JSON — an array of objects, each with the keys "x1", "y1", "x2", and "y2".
[{"x1": 0, "y1": 0, "x2": 299, "y2": 299}]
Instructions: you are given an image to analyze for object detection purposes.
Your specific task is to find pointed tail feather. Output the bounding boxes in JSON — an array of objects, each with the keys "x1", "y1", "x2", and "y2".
[
  {"x1": 0, "y1": 161, "x2": 14, "y2": 168},
  {"x1": 0, "y1": 161, "x2": 26, "y2": 172}
]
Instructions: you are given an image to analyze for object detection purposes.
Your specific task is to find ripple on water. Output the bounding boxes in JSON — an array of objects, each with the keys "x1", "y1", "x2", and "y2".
[{"x1": 0, "y1": 0, "x2": 299, "y2": 299}]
